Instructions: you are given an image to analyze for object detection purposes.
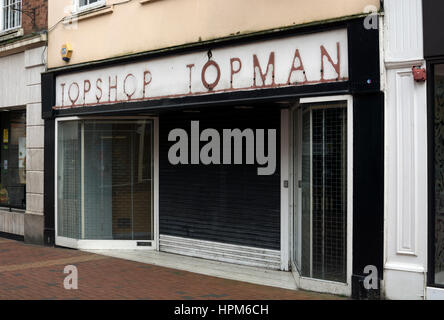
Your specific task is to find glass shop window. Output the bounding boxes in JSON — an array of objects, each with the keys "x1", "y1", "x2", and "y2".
[
  {"x1": 0, "y1": 110, "x2": 26, "y2": 209},
  {"x1": 57, "y1": 119, "x2": 154, "y2": 241}
]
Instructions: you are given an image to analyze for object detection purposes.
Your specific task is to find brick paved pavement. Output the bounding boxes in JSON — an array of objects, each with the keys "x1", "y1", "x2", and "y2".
[{"x1": 0, "y1": 238, "x2": 344, "y2": 300}]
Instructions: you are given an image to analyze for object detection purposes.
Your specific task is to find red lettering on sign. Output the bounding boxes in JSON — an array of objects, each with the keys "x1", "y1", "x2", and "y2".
[
  {"x1": 253, "y1": 52, "x2": 275, "y2": 87},
  {"x1": 320, "y1": 43, "x2": 341, "y2": 81},
  {"x1": 68, "y1": 82, "x2": 79, "y2": 106},
  {"x1": 96, "y1": 78, "x2": 103, "y2": 102},
  {"x1": 108, "y1": 76, "x2": 118, "y2": 102},
  {"x1": 186, "y1": 64, "x2": 195, "y2": 93},
  {"x1": 287, "y1": 49, "x2": 307, "y2": 85},
  {"x1": 124, "y1": 74, "x2": 136, "y2": 100},
  {"x1": 60, "y1": 83, "x2": 66, "y2": 107},
  {"x1": 83, "y1": 80, "x2": 91, "y2": 104},
  {"x1": 143, "y1": 71, "x2": 152, "y2": 98},
  {"x1": 201, "y1": 60, "x2": 221, "y2": 91},
  {"x1": 230, "y1": 58, "x2": 242, "y2": 89}
]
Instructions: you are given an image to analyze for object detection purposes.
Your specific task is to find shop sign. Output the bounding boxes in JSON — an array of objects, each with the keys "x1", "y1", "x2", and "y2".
[{"x1": 55, "y1": 29, "x2": 348, "y2": 109}]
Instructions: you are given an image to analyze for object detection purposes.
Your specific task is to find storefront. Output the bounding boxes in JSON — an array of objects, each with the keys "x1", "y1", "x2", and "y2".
[{"x1": 42, "y1": 18, "x2": 383, "y2": 297}]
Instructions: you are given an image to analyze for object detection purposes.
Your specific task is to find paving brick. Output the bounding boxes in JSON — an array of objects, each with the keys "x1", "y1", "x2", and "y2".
[{"x1": 0, "y1": 237, "x2": 344, "y2": 300}]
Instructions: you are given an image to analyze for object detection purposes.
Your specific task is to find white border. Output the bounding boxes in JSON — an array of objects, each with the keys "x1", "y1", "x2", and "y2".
[
  {"x1": 288, "y1": 94, "x2": 353, "y2": 296},
  {"x1": 74, "y1": 0, "x2": 106, "y2": 13},
  {"x1": 280, "y1": 109, "x2": 290, "y2": 271},
  {"x1": 55, "y1": 116, "x2": 159, "y2": 251}
]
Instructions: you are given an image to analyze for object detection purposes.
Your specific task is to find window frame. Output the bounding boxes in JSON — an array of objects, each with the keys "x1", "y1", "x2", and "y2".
[
  {"x1": 54, "y1": 116, "x2": 160, "y2": 251},
  {"x1": 75, "y1": 0, "x2": 106, "y2": 13},
  {"x1": 427, "y1": 60, "x2": 444, "y2": 290},
  {"x1": 0, "y1": 109, "x2": 27, "y2": 211},
  {"x1": 0, "y1": 0, "x2": 22, "y2": 33}
]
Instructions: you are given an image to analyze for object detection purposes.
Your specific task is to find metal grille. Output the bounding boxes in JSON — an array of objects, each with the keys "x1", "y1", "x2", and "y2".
[
  {"x1": 58, "y1": 122, "x2": 81, "y2": 239},
  {"x1": 61, "y1": 140, "x2": 81, "y2": 238},
  {"x1": 300, "y1": 102, "x2": 347, "y2": 283},
  {"x1": 300, "y1": 110, "x2": 311, "y2": 275},
  {"x1": 2, "y1": 0, "x2": 21, "y2": 31}
]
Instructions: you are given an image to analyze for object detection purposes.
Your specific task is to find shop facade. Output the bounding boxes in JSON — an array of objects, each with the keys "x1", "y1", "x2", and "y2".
[
  {"x1": 42, "y1": 16, "x2": 383, "y2": 298},
  {"x1": 0, "y1": 0, "x2": 47, "y2": 244}
]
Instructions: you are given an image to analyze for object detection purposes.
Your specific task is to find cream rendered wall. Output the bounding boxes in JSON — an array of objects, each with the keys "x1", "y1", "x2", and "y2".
[{"x1": 48, "y1": 0, "x2": 380, "y2": 68}]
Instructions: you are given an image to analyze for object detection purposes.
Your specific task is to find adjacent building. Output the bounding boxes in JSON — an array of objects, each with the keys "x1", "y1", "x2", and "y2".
[
  {"x1": 381, "y1": 0, "x2": 444, "y2": 300},
  {"x1": 0, "y1": 0, "x2": 47, "y2": 244}
]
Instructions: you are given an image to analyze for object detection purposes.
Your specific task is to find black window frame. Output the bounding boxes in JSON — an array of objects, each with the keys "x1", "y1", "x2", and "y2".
[
  {"x1": 0, "y1": 109, "x2": 27, "y2": 211},
  {"x1": 427, "y1": 59, "x2": 444, "y2": 289}
]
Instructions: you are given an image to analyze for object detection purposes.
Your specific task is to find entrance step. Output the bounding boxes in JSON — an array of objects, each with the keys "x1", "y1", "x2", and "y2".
[{"x1": 85, "y1": 248, "x2": 297, "y2": 291}]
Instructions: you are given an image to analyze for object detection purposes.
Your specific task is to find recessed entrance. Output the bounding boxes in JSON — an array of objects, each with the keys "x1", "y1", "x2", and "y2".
[{"x1": 290, "y1": 96, "x2": 352, "y2": 295}]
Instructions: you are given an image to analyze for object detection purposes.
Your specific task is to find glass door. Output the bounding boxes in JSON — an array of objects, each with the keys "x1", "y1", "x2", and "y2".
[
  {"x1": 56, "y1": 118, "x2": 156, "y2": 249},
  {"x1": 292, "y1": 96, "x2": 351, "y2": 294}
]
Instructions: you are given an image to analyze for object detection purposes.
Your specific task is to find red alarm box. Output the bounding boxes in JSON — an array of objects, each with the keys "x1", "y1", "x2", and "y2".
[{"x1": 412, "y1": 66, "x2": 427, "y2": 82}]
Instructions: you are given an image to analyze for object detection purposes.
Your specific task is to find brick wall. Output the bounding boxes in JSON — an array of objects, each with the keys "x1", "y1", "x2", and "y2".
[{"x1": 22, "y1": 0, "x2": 47, "y2": 34}]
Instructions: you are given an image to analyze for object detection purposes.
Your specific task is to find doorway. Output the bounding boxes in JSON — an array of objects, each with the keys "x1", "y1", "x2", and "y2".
[{"x1": 290, "y1": 96, "x2": 353, "y2": 295}]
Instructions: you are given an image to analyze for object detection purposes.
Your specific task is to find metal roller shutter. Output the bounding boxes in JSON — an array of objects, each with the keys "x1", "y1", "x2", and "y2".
[{"x1": 159, "y1": 106, "x2": 281, "y2": 252}]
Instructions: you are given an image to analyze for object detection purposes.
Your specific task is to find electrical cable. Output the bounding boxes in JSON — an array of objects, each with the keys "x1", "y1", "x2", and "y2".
[{"x1": 47, "y1": 0, "x2": 138, "y2": 33}]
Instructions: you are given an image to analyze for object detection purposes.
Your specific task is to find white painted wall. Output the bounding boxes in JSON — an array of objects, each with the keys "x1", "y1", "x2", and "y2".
[
  {"x1": 383, "y1": 0, "x2": 428, "y2": 300},
  {"x1": 0, "y1": 52, "x2": 27, "y2": 108}
]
